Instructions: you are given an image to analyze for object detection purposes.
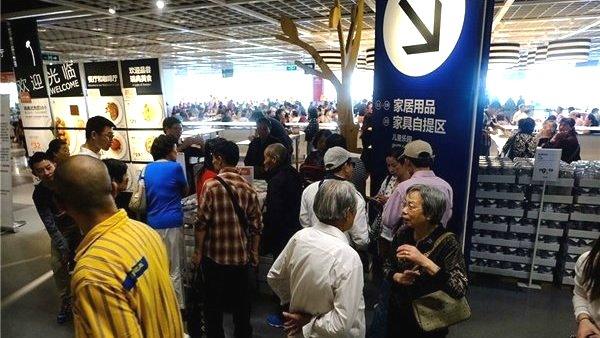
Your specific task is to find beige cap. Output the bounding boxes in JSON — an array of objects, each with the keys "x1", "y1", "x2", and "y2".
[
  {"x1": 324, "y1": 146, "x2": 353, "y2": 171},
  {"x1": 401, "y1": 140, "x2": 433, "y2": 158}
]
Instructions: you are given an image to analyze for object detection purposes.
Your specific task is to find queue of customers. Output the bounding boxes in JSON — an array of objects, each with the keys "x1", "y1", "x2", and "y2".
[{"x1": 27, "y1": 114, "x2": 599, "y2": 337}]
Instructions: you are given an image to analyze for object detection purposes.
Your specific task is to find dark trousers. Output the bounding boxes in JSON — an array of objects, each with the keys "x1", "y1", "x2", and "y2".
[
  {"x1": 202, "y1": 258, "x2": 252, "y2": 338},
  {"x1": 387, "y1": 301, "x2": 448, "y2": 338}
]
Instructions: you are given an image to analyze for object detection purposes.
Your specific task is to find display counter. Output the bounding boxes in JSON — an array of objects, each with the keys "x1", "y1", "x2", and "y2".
[{"x1": 489, "y1": 127, "x2": 600, "y2": 160}]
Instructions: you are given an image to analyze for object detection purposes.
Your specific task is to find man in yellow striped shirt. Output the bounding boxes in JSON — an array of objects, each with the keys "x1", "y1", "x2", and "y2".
[{"x1": 54, "y1": 155, "x2": 184, "y2": 338}]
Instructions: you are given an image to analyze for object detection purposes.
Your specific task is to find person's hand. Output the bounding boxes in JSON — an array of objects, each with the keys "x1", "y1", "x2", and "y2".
[
  {"x1": 182, "y1": 136, "x2": 204, "y2": 149},
  {"x1": 577, "y1": 318, "x2": 600, "y2": 338},
  {"x1": 392, "y1": 270, "x2": 420, "y2": 286},
  {"x1": 191, "y1": 249, "x2": 203, "y2": 268},
  {"x1": 396, "y1": 244, "x2": 429, "y2": 267},
  {"x1": 374, "y1": 195, "x2": 388, "y2": 204},
  {"x1": 283, "y1": 311, "x2": 312, "y2": 336},
  {"x1": 250, "y1": 250, "x2": 260, "y2": 268}
]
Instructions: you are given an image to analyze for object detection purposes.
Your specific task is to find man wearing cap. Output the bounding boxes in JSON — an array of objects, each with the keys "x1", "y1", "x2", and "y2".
[
  {"x1": 299, "y1": 146, "x2": 369, "y2": 249},
  {"x1": 381, "y1": 140, "x2": 453, "y2": 241}
]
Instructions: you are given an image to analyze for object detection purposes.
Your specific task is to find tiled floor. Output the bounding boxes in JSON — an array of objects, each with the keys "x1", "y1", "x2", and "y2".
[{"x1": 1, "y1": 181, "x2": 575, "y2": 338}]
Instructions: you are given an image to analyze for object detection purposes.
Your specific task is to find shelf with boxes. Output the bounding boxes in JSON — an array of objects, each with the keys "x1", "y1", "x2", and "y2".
[
  {"x1": 470, "y1": 157, "x2": 561, "y2": 283},
  {"x1": 562, "y1": 161, "x2": 600, "y2": 285},
  {"x1": 470, "y1": 157, "x2": 578, "y2": 284}
]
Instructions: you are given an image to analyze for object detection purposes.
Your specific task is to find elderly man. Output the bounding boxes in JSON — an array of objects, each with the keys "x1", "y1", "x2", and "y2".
[
  {"x1": 262, "y1": 143, "x2": 303, "y2": 328},
  {"x1": 268, "y1": 180, "x2": 365, "y2": 337},
  {"x1": 53, "y1": 155, "x2": 183, "y2": 337},
  {"x1": 299, "y1": 146, "x2": 369, "y2": 249}
]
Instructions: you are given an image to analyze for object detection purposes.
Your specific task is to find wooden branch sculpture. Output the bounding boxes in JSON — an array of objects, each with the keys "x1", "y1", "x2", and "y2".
[{"x1": 276, "y1": 0, "x2": 365, "y2": 151}]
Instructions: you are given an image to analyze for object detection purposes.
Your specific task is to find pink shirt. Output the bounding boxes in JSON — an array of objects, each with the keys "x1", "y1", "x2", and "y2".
[{"x1": 381, "y1": 170, "x2": 453, "y2": 240}]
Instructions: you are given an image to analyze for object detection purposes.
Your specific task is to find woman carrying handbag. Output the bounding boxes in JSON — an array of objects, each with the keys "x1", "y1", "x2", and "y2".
[{"x1": 383, "y1": 185, "x2": 470, "y2": 338}]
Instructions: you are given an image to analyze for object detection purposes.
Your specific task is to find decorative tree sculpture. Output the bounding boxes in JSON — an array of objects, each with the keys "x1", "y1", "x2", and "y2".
[{"x1": 276, "y1": 0, "x2": 365, "y2": 151}]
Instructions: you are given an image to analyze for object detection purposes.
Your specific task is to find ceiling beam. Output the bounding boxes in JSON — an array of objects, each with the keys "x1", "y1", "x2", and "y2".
[
  {"x1": 559, "y1": 17, "x2": 600, "y2": 39},
  {"x1": 364, "y1": 0, "x2": 376, "y2": 13},
  {"x1": 494, "y1": 0, "x2": 599, "y2": 6},
  {"x1": 38, "y1": 0, "x2": 306, "y2": 59},
  {"x1": 2, "y1": 6, "x2": 74, "y2": 20},
  {"x1": 492, "y1": 0, "x2": 515, "y2": 32}
]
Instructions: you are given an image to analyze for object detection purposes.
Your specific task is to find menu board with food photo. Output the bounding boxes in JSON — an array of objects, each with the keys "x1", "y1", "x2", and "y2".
[
  {"x1": 127, "y1": 129, "x2": 163, "y2": 162},
  {"x1": 20, "y1": 98, "x2": 52, "y2": 128},
  {"x1": 23, "y1": 129, "x2": 55, "y2": 155},
  {"x1": 55, "y1": 128, "x2": 85, "y2": 156},
  {"x1": 50, "y1": 97, "x2": 88, "y2": 129},
  {"x1": 87, "y1": 96, "x2": 127, "y2": 128},
  {"x1": 101, "y1": 130, "x2": 131, "y2": 161},
  {"x1": 124, "y1": 94, "x2": 165, "y2": 129}
]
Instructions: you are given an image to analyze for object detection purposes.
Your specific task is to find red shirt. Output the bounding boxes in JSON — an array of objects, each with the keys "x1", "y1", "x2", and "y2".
[{"x1": 196, "y1": 169, "x2": 218, "y2": 203}]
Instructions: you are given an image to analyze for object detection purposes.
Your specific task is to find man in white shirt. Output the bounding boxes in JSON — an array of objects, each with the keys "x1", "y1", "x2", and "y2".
[
  {"x1": 268, "y1": 180, "x2": 365, "y2": 337},
  {"x1": 299, "y1": 146, "x2": 369, "y2": 249},
  {"x1": 79, "y1": 116, "x2": 115, "y2": 159},
  {"x1": 511, "y1": 104, "x2": 529, "y2": 125}
]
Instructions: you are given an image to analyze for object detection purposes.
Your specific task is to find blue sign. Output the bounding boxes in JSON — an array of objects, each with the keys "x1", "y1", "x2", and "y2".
[{"x1": 372, "y1": 0, "x2": 494, "y2": 237}]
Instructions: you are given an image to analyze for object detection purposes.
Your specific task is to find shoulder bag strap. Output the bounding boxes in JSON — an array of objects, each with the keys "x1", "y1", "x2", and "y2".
[
  {"x1": 214, "y1": 176, "x2": 249, "y2": 229},
  {"x1": 424, "y1": 232, "x2": 455, "y2": 257}
]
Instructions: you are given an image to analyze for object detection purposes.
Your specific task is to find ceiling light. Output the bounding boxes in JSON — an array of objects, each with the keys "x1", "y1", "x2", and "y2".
[
  {"x1": 156, "y1": 37, "x2": 165, "y2": 41},
  {"x1": 106, "y1": 36, "x2": 113, "y2": 39},
  {"x1": 38, "y1": 28, "x2": 47, "y2": 32},
  {"x1": 156, "y1": 0, "x2": 165, "y2": 9},
  {"x1": 109, "y1": 42, "x2": 118, "y2": 45},
  {"x1": 108, "y1": 6, "x2": 116, "y2": 15},
  {"x1": 93, "y1": 27, "x2": 104, "y2": 31}
]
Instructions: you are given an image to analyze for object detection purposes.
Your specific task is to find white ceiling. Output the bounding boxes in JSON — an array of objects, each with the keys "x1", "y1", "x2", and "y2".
[{"x1": 3, "y1": 0, "x2": 600, "y2": 69}]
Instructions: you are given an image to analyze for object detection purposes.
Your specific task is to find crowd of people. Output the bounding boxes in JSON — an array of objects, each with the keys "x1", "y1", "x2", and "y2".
[
  {"x1": 483, "y1": 102, "x2": 600, "y2": 162},
  {"x1": 26, "y1": 102, "x2": 599, "y2": 338}
]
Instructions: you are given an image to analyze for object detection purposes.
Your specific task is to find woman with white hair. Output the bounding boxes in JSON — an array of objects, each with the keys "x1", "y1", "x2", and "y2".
[
  {"x1": 267, "y1": 180, "x2": 365, "y2": 337},
  {"x1": 384, "y1": 184, "x2": 468, "y2": 338}
]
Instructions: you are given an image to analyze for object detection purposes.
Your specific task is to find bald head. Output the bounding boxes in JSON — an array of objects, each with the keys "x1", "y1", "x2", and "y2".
[
  {"x1": 54, "y1": 155, "x2": 115, "y2": 212},
  {"x1": 265, "y1": 143, "x2": 288, "y2": 165}
]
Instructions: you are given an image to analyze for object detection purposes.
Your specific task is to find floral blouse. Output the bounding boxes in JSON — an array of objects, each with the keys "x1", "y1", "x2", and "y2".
[
  {"x1": 384, "y1": 226, "x2": 468, "y2": 310},
  {"x1": 502, "y1": 132, "x2": 537, "y2": 159}
]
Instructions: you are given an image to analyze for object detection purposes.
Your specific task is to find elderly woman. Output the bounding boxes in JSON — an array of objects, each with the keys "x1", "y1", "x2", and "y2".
[
  {"x1": 536, "y1": 119, "x2": 558, "y2": 147},
  {"x1": 384, "y1": 185, "x2": 468, "y2": 338},
  {"x1": 268, "y1": 180, "x2": 365, "y2": 337},
  {"x1": 501, "y1": 117, "x2": 537, "y2": 159},
  {"x1": 543, "y1": 117, "x2": 581, "y2": 163}
]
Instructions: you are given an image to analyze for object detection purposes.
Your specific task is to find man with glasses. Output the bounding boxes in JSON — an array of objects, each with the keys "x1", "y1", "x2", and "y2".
[
  {"x1": 80, "y1": 116, "x2": 116, "y2": 158},
  {"x1": 299, "y1": 146, "x2": 369, "y2": 249}
]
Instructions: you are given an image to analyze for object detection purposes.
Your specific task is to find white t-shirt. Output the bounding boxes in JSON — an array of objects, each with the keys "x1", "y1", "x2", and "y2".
[
  {"x1": 268, "y1": 222, "x2": 365, "y2": 337},
  {"x1": 79, "y1": 145, "x2": 101, "y2": 159},
  {"x1": 299, "y1": 179, "x2": 369, "y2": 249}
]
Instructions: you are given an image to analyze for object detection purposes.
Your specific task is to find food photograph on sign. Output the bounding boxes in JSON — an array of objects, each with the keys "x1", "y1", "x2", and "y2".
[
  {"x1": 55, "y1": 128, "x2": 85, "y2": 156},
  {"x1": 127, "y1": 129, "x2": 163, "y2": 162},
  {"x1": 102, "y1": 130, "x2": 130, "y2": 161},
  {"x1": 23, "y1": 129, "x2": 55, "y2": 155},
  {"x1": 49, "y1": 97, "x2": 88, "y2": 129},
  {"x1": 87, "y1": 96, "x2": 127, "y2": 128},
  {"x1": 124, "y1": 95, "x2": 165, "y2": 129}
]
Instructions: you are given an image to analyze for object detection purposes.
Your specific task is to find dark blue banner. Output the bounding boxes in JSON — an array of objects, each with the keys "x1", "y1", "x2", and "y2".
[{"x1": 372, "y1": 0, "x2": 494, "y2": 237}]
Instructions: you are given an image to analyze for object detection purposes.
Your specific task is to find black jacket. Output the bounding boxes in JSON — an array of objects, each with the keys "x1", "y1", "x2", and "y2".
[
  {"x1": 244, "y1": 135, "x2": 281, "y2": 178},
  {"x1": 261, "y1": 164, "x2": 303, "y2": 256}
]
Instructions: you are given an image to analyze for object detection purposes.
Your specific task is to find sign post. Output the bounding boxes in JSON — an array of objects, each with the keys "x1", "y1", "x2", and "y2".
[
  {"x1": 518, "y1": 148, "x2": 561, "y2": 290},
  {"x1": 372, "y1": 0, "x2": 494, "y2": 239}
]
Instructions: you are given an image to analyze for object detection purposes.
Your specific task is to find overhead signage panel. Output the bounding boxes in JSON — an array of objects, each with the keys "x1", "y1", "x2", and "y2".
[{"x1": 372, "y1": 0, "x2": 494, "y2": 235}]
